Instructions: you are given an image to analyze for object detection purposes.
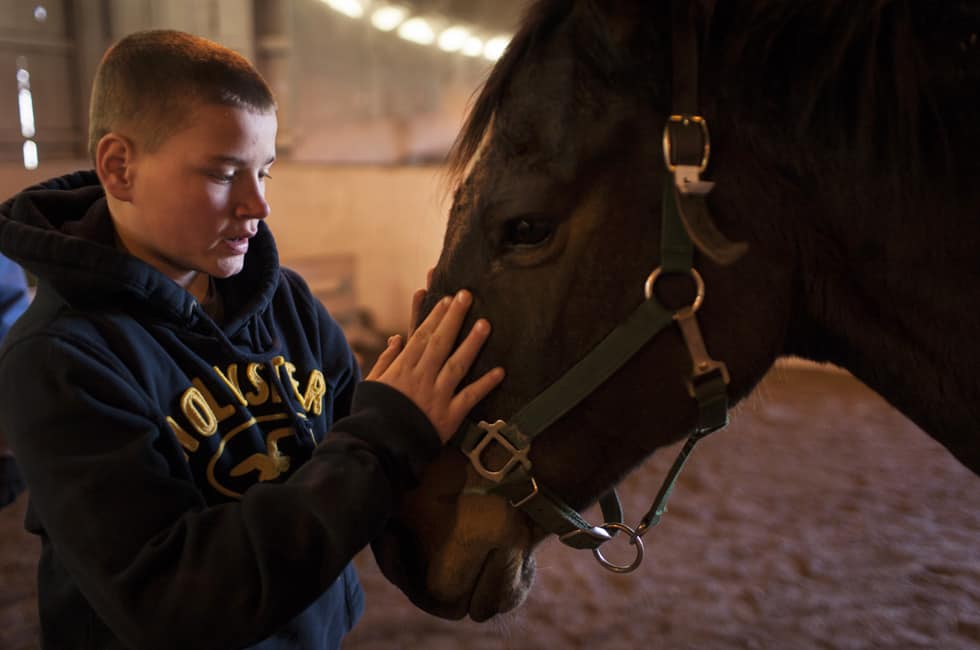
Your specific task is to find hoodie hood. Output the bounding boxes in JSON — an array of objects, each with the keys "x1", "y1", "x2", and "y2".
[{"x1": 0, "y1": 171, "x2": 281, "y2": 345}]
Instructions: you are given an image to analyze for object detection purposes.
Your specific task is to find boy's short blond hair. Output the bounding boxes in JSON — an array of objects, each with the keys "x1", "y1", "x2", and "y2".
[{"x1": 88, "y1": 29, "x2": 276, "y2": 163}]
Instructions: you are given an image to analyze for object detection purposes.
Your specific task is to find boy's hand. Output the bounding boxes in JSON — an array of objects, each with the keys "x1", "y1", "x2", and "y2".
[{"x1": 366, "y1": 289, "x2": 504, "y2": 443}]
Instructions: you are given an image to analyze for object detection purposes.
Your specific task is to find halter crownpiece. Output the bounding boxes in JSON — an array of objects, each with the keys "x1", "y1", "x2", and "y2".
[{"x1": 451, "y1": 0, "x2": 732, "y2": 573}]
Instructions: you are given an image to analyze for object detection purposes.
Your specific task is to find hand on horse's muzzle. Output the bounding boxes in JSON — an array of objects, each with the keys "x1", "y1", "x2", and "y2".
[{"x1": 365, "y1": 289, "x2": 505, "y2": 443}]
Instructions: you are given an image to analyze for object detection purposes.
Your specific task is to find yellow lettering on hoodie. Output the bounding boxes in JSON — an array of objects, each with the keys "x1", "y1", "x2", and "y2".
[
  {"x1": 243, "y1": 362, "x2": 270, "y2": 406},
  {"x1": 192, "y1": 378, "x2": 235, "y2": 423},
  {"x1": 213, "y1": 364, "x2": 248, "y2": 406},
  {"x1": 267, "y1": 356, "x2": 287, "y2": 404},
  {"x1": 302, "y1": 369, "x2": 326, "y2": 415},
  {"x1": 180, "y1": 386, "x2": 217, "y2": 436},
  {"x1": 283, "y1": 361, "x2": 305, "y2": 404},
  {"x1": 166, "y1": 416, "x2": 199, "y2": 452}
]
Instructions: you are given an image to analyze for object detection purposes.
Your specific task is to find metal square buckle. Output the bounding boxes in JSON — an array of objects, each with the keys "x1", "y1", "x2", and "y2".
[
  {"x1": 467, "y1": 420, "x2": 532, "y2": 483},
  {"x1": 662, "y1": 114, "x2": 710, "y2": 173}
]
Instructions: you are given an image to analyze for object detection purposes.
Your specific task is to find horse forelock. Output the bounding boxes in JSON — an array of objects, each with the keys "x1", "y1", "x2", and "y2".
[
  {"x1": 444, "y1": 0, "x2": 655, "y2": 186},
  {"x1": 447, "y1": 0, "x2": 576, "y2": 187}
]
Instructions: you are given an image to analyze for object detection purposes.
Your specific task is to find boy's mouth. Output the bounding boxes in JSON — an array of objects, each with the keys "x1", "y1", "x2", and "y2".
[{"x1": 222, "y1": 234, "x2": 252, "y2": 254}]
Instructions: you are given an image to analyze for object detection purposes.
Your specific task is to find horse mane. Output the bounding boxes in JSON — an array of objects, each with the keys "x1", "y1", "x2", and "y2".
[
  {"x1": 448, "y1": 0, "x2": 976, "y2": 185},
  {"x1": 707, "y1": 1, "x2": 971, "y2": 176}
]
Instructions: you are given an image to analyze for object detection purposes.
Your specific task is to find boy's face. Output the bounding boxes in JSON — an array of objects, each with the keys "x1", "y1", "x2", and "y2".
[{"x1": 116, "y1": 103, "x2": 277, "y2": 291}]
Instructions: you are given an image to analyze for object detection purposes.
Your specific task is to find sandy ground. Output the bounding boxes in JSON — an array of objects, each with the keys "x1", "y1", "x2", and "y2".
[{"x1": 2, "y1": 365, "x2": 978, "y2": 649}]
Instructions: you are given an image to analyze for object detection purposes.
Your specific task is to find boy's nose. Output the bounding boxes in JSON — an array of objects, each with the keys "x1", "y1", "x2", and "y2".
[{"x1": 235, "y1": 181, "x2": 271, "y2": 220}]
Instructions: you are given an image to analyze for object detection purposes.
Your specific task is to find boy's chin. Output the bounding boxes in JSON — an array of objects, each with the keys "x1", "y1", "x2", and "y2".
[{"x1": 210, "y1": 259, "x2": 245, "y2": 279}]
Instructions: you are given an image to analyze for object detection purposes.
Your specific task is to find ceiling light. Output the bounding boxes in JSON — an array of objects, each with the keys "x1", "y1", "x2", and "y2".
[
  {"x1": 398, "y1": 17, "x2": 435, "y2": 45},
  {"x1": 461, "y1": 36, "x2": 484, "y2": 57},
  {"x1": 322, "y1": 0, "x2": 364, "y2": 19},
  {"x1": 437, "y1": 26, "x2": 470, "y2": 52},
  {"x1": 370, "y1": 5, "x2": 408, "y2": 31},
  {"x1": 483, "y1": 35, "x2": 510, "y2": 61},
  {"x1": 23, "y1": 140, "x2": 38, "y2": 170}
]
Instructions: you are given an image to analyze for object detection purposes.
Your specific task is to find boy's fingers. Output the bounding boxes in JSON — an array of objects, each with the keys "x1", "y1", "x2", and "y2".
[
  {"x1": 440, "y1": 368, "x2": 506, "y2": 442},
  {"x1": 408, "y1": 288, "x2": 426, "y2": 338},
  {"x1": 366, "y1": 335, "x2": 402, "y2": 381},
  {"x1": 436, "y1": 319, "x2": 490, "y2": 391},
  {"x1": 419, "y1": 290, "x2": 471, "y2": 372},
  {"x1": 400, "y1": 295, "x2": 451, "y2": 365}
]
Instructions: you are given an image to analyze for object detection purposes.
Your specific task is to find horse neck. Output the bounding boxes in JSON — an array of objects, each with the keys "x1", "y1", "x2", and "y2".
[{"x1": 784, "y1": 177, "x2": 980, "y2": 473}]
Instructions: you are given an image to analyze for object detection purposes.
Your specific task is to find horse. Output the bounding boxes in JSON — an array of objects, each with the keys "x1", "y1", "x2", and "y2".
[{"x1": 370, "y1": 0, "x2": 980, "y2": 622}]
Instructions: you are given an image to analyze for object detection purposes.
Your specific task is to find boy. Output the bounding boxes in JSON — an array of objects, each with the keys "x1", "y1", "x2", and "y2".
[{"x1": 0, "y1": 30, "x2": 502, "y2": 649}]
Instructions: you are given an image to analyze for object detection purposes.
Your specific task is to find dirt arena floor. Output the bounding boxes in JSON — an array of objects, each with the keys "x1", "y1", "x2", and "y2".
[{"x1": 2, "y1": 365, "x2": 978, "y2": 649}]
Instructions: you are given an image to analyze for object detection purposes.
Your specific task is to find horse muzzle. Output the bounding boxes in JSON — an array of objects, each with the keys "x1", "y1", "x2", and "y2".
[{"x1": 372, "y1": 449, "x2": 540, "y2": 620}]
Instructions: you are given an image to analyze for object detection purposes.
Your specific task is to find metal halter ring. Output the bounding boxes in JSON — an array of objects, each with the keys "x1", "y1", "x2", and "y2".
[
  {"x1": 592, "y1": 522, "x2": 645, "y2": 574},
  {"x1": 644, "y1": 267, "x2": 705, "y2": 315}
]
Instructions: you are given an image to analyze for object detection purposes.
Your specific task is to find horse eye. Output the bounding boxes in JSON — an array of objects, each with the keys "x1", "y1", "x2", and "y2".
[{"x1": 503, "y1": 217, "x2": 553, "y2": 248}]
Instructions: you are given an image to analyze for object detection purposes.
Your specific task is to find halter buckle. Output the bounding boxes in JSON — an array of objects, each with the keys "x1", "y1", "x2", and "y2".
[
  {"x1": 672, "y1": 305, "x2": 731, "y2": 398},
  {"x1": 467, "y1": 420, "x2": 532, "y2": 483},
  {"x1": 688, "y1": 362, "x2": 731, "y2": 398},
  {"x1": 662, "y1": 114, "x2": 710, "y2": 173}
]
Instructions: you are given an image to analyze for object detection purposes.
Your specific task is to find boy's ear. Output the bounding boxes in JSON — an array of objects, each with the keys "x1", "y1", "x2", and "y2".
[{"x1": 95, "y1": 133, "x2": 137, "y2": 202}]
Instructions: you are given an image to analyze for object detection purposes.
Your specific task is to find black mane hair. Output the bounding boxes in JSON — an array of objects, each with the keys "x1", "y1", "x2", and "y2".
[{"x1": 448, "y1": 0, "x2": 976, "y2": 184}]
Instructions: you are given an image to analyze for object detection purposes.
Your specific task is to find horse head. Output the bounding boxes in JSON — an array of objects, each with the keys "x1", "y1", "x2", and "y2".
[{"x1": 372, "y1": 0, "x2": 978, "y2": 622}]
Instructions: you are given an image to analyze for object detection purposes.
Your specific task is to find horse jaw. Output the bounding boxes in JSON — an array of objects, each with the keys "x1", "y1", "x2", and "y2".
[{"x1": 426, "y1": 485, "x2": 536, "y2": 621}]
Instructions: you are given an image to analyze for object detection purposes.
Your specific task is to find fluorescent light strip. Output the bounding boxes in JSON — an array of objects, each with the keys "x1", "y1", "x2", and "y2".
[
  {"x1": 398, "y1": 17, "x2": 435, "y2": 45},
  {"x1": 461, "y1": 36, "x2": 483, "y2": 57},
  {"x1": 437, "y1": 26, "x2": 469, "y2": 52},
  {"x1": 18, "y1": 88, "x2": 35, "y2": 138},
  {"x1": 371, "y1": 5, "x2": 408, "y2": 31},
  {"x1": 323, "y1": 0, "x2": 364, "y2": 19},
  {"x1": 23, "y1": 140, "x2": 38, "y2": 169},
  {"x1": 320, "y1": 0, "x2": 512, "y2": 60},
  {"x1": 483, "y1": 36, "x2": 510, "y2": 61}
]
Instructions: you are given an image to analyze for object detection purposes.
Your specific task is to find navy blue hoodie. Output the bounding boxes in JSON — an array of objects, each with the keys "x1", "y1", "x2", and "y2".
[{"x1": 0, "y1": 171, "x2": 441, "y2": 649}]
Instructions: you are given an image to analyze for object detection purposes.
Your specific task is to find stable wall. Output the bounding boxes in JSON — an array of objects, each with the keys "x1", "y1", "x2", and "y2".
[
  {"x1": 0, "y1": 162, "x2": 450, "y2": 334},
  {"x1": 266, "y1": 163, "x2": 450, "y2": 333}
]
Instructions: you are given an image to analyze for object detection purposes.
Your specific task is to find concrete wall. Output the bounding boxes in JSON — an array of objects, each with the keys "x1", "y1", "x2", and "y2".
[{"x1": 0, "y1": 161, "x2": 450, "y2": 334}]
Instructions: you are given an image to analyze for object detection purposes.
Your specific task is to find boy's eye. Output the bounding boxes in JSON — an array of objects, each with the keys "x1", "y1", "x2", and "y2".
[{"x1": 209, "y1": 171, "x2": 234, "y2": 183}]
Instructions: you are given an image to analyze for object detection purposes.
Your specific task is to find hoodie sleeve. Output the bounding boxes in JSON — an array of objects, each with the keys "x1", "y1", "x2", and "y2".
[
  {"x1": 0, "y1": 330, "x2": 440, "y2": 650},
  {"x1": 310, "y1": 293, "x2": 442, "y2": 495}
]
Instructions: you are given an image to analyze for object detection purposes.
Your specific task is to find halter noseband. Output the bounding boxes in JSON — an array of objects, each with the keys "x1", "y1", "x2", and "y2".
[{"x1": 451, "y1": 0, "x2": 729, "y2": 573}]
